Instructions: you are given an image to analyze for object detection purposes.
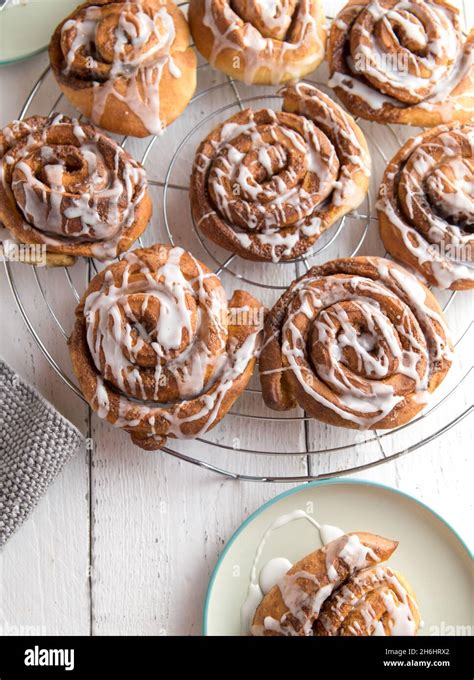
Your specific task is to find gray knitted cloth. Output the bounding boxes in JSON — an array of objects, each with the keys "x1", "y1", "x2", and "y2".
[{"x1": 0, "y1": 358, "x2": 83, "y2": 548}]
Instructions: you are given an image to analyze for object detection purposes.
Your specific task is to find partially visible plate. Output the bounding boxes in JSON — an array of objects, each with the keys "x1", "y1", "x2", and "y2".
[
  {"x1": 0, "y1": 0, "x2": 78, "y2": 65},
  {"x1": 203, "y1": 479, "x2": 473, "y2": 636}
]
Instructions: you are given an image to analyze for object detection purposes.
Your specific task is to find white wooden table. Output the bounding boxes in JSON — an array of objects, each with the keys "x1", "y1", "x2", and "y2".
[{"x1": 0, "y1": 1, "x2": 472, "y2": 636}]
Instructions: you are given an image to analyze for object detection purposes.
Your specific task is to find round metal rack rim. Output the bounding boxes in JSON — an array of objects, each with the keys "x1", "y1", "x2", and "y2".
[
  {"x1": 3, "y1": 57, "x2": 470, "y2": 482},
  {"x1": 162, "y1": 405, "x2": 472, "y2": 482}
]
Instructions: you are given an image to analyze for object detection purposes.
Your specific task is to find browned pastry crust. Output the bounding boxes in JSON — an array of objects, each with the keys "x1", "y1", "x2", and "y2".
[
  {"x1": 188, "y1": 0, "x2": 326, "y2": 85},
  {"x1": 49, "y1": 0, "x2": 197, "y2": 137},
  {"x1": 328, "y1": 0, "x2": 474, "y2": 126},
  {"x1": 259, "y1": 256, "x2": 453, "y2": 429},
  {"x1": 0, "y1": 115, "x2": 151, "y2": 266},
  {"x1": 190, "y1": 84, "x2": 370, "y2": 263},
  {"x1": 252, "y1": 532, "x2": 419, "y2": 636},
  {"x1": 314, "y1": 567, "x2": 420, "y2": 636},
  {"x1": 68, "y1": 244, "x2": 263, "y2": 450},
  {"x1": 378, "y1": 122, "x2": 474, "y2": 290}
]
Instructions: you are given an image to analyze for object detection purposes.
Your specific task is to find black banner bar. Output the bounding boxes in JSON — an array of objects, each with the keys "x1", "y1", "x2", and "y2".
[{"x1": 0, "y1": 635, "x2": 471, "y2": 677}]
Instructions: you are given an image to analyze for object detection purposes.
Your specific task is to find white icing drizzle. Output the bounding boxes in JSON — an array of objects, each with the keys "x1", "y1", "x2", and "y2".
[
  {"x1": 0, "y1": 115, "x2": 147, "y2": 259},
  {"x1": 328, "y1": 0, "x2": 474, "y2": 121},
  {"x1": 241, "y1": 509, "x2": 323, "y2": 635},
  {"x1": 83, "y1": 246, "x2": 262, "y2": 444},
  {"x1": 259, "y1": 557, "x2": 293, "y2": 595},
  {"x1": 319, "y1": 524, "x2": 345, "y2": 544},
  {"x1": 59, "y1": 2, "x2": 185, "y2": 135},
  {"x1": 200, "y1": 0, "x2": 324, "y2": 84}
]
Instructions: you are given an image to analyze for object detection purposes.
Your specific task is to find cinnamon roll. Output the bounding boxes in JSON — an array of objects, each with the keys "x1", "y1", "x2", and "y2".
[
  {"x1": 259, "y1": 256, "x2": 453, "y2": 429},
  {"x1": 252, "y1": 532, "x2": 420, "y2": 636},
  {"x1": 378, "y1": 122, "x2": 474, "y2": 290},
  {"x1": 328, "y1": 0, "x2": 474, "y2": 127},
  {"x1": 68, "y1": 244, "x2": 263, "y2": 450},
  {"x1": 188, "y1": 0, "x2": 326, "y2": 85},
  {"x1": 49, "y1": 0, "x2": 197, "y2": 137},
  {"x1": 0, "y1": 114, "x2": 152, "y2": 265},
  {"x1": 190, "y1": 84, "x2": 371, "y2": 263}
]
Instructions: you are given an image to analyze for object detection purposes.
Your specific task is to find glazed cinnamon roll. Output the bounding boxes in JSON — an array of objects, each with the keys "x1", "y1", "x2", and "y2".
[
  {"x1": 188, "y1": 0, "x2": 326, "y2": 84},
  {"x1": 378, "y1": 122, "x2": 474, "y2": 290},
  {"x1": 0, "y1": 115, "x2": 151, "y2": 265},
  {"x1": 328, "y1": 0, "x2": 474, "y2": 127},
  {"x1": 68, "y1": 244, "x2": 263, "y2": 450},
  {"x1": 49, "y1": 0, "x2": 197, "y2": 137},
  {"x1": 259, "y1": 256, "x2": 453, "y2": 429},
  {"x1": 252, "y1": 532, "x2": 420, "y2": 636},
  {"x1": 190, "y1": 84, "x2": 371, "y2": 263}
]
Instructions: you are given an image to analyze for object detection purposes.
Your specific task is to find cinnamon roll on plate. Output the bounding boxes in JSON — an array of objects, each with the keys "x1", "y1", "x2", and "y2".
[
  {"x1": 252, "y1": 531, "x2": 420, "y2": 636},
  {"x1": 204, "y1": 482, "x2": 472, "y2": 636}
]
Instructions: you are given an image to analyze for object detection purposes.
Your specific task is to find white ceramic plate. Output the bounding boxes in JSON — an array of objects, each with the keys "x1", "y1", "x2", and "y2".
[
  {"x1": 203, "y1": 479, "x2": 473, "y2": 636},
  {"x1": 0, "y1": 0, "x2": 78, "y2": 66}
]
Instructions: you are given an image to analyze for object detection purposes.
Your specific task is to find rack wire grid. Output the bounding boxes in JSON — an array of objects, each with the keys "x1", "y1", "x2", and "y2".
[{"x1": 3, "y1": 7, "x2": 473, "y2": 482}]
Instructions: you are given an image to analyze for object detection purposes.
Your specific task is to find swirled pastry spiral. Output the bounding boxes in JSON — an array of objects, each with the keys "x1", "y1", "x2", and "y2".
[
  {"x1": 378, "y1": 122, "x2": 474, "y2": 290},
  {"x1": 49, "y1": 0, "x2": 197, "y2": 137},
  {"x1": 252, "y1": 532, "x2": 420, "y2": 636},
  {"x1": 188, "y1": 0, "x2": 326, "y2": 84},
  {"x1": 328, "y1": 0, "x2": 474, "y2": 126},
  {"x1": 0, "y1": 114, "x2": 151, "y2": 265},
  {"x1": 190, "y1": 84, "x2": 370, "y2": 263},
  {"x1": 259, "y1": 256, "x2": 453, "y2": 429},
  {"x1": 68, "y1": 244, "x2": 263, "y2": 450}
]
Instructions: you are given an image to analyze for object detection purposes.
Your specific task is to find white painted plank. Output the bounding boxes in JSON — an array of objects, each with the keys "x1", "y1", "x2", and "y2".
[
  {"x1": 0, "y1": 264, "x2": 90, "y2": 635},
  {"x1": 0, "y1": 51, "x2": 90, "y2": 635}
]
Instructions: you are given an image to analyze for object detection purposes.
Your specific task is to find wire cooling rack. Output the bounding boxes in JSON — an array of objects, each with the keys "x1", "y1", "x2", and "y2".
[{"x1": 3, "y1": 23, "x2": 473, "y2": 482}]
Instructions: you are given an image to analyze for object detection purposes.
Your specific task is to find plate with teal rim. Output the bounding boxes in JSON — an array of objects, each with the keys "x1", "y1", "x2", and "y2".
[
  {"x1": 0, "y1": 0, "x2": 78, "y2": 66},
  {"x1": 203, "y1": 479, "x2": 473, "y2": 636}
]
